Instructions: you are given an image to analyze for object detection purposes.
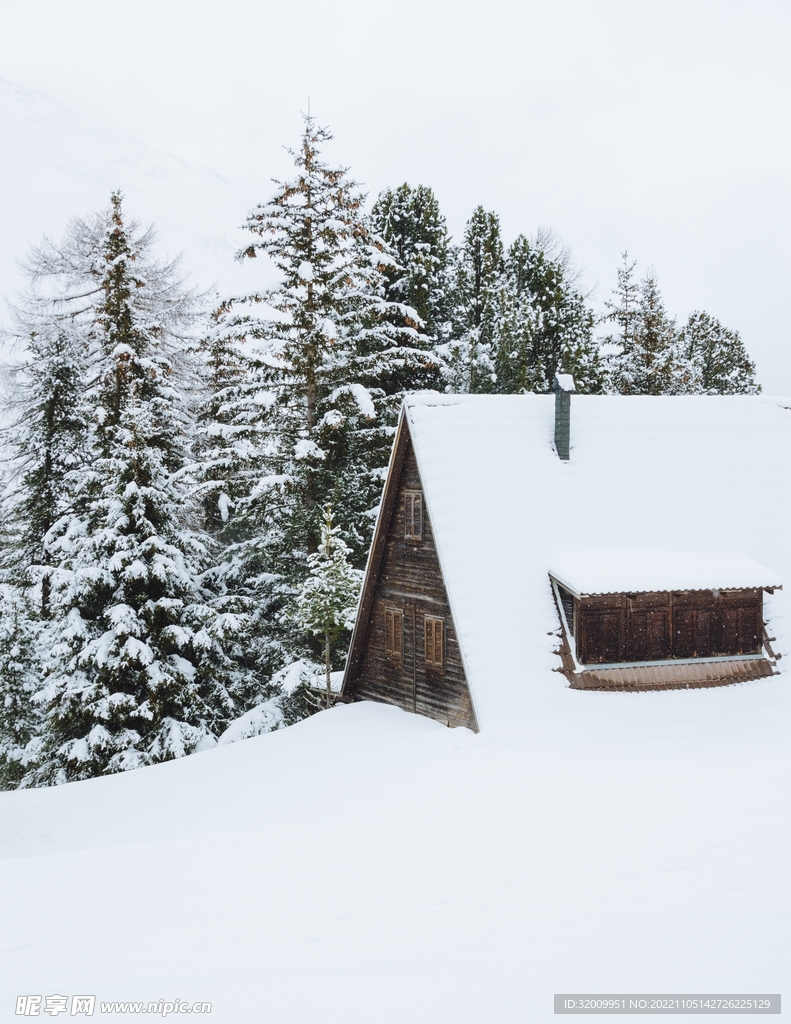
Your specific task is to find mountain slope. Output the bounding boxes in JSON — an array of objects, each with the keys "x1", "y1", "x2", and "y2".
[{"x1": 0, "y1": 77, "x2": 258, "y2": 305}]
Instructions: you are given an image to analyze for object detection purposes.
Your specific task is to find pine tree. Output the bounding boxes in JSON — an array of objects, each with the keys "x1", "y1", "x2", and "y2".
[
  {"x1": 212, "y1": 115, "x2": 428, "y2": 597},
  {"x1": 0, "y1": 585, "x2": 38, "y2": 788},
  {"x1": 295, "y1": 506, "x2": 362, "y2": 708},
  {"x1": 22, "y1": 193, "x2": 243, "y2": 785},
  {"x1": 193, "y1": 305, "x2": 250, "y2": 540},
  {"x1": 0, "y1": 330, "x2": 88, "y2": 782},
  {"x1": 370, "y1": 183, "x2": 450, "y2": 348},
  {"x1": 604, "y1": 261, "x2": 678, "y2": 395},
  {"x1": 2, "y1": 322, "x2": 90, "y2": 616},
  {"x1": 602, "y1": 252, "x2": 640, "y2": 356},
  {"x1": 191, "y1": 308, "x2": 288, "y2": 706},
  {"x1": 677, "y1": 311, "x2": 760, "y2": 394},
  {"x1": 492, "y1": 277, "x2": 540, "y2": 393},
  {"x1": 494, "y1": 233, "x2": 602, "y2": 394},
  {"x1": 442, "y1": 207, "x2": 504, "y2": 393},
  {"x1": 0, "y1": 220, "x2": 97, "y2": 783}
]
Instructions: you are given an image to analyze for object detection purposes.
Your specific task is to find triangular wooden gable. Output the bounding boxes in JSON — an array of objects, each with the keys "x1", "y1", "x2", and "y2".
[{"x1": 342, "y1": 412, "x2": 479, "y2": 732}]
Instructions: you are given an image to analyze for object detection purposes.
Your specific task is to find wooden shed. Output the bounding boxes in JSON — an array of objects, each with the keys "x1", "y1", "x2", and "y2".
[
  {"x1": 342, "y1": 391, "x2": 787, "y2": 730},
  {"x1": 549, "y1": 551, "x2": 780, "y2": 690}
]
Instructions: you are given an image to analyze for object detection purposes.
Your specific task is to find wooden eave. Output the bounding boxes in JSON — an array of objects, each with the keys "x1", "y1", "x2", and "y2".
[{"x1": 549, "y1": 573, "x2": 781, "y2": 601}]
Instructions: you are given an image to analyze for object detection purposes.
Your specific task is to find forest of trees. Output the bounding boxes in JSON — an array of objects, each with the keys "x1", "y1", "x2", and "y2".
[{"x1": 0, "y1": 115, "x2": 760, "y2": 787}]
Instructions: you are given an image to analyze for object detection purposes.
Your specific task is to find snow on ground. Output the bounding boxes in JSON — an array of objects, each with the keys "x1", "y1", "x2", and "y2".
[{"x1": 1, "y1": 674, "x2": 788, "y2": 1022}]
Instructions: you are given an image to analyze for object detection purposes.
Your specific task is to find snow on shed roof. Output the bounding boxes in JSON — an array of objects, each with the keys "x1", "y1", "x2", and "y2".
[
  {"x1": 402, "y1": 393, "x2": 791, "y2": 730},
  {"x1": 549, "y1": 550, "x2": 781, "y2": 597}
]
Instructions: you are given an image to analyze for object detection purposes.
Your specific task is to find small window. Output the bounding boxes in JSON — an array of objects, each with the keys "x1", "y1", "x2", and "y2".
[
  {"x1": 424, "y1": 615, "x2": 444, "y2": 668},
  {"x1": 405, "y1": 490, "x2": 423, "y2": 541},
  {"x1": 385, "y1": 607, "x2": 403, "y2": 662}
]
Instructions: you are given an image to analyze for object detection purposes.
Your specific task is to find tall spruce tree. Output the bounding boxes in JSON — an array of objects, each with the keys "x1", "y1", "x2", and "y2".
[
  {"x1": 370, "y1": 183, "x2": 450, "y2": 351},
  {"x1": 22, "y1": 194, "x2": 243, "y2": 785},
  {"x1": 442, "y1": 207, "x2": 504, "y2": 393},
  {"x1": 604, "y1": 260, "x2": 678, "y2": 394},
  {"x1": 203, "y1": 115, "x2": 428, "y2": 679},
  {"x1": 677, "y1": 311, "x2": 760, "y2": 394}
]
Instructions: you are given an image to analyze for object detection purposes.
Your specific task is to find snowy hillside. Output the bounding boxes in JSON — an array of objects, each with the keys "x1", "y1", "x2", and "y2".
[
  {"x1": 0, "y1": 77, "x2": 262, "y2": 307},
  {"x1": 1, "y1": 677, "x2": 788, "y2": 1021}
]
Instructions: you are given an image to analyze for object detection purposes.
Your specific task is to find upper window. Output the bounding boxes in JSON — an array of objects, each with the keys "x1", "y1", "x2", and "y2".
[
  {"x1": 424, "y1": 615, "x2": 444, "y2": 669},
  {"x1": 385, "y1": 607, "x2": 403, "y2": 663},
  {"x1": 405, "y1": 490, "x2": 423, "y2": 541}
]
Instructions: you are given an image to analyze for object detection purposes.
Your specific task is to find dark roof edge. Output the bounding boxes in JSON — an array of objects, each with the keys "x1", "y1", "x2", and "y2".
[
  {"x1": 407, "y1": 405, "x2": 480, "y2": 733},
  {"x1": 340, "y1": 408, "x2": 411, "y2": 699},
  {"x1": 548, "y1": 572, "x2": 781, "y2": 600}
]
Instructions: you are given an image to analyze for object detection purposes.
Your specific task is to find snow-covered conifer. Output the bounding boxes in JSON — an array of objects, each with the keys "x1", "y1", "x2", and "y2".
[
  {"x1": 602, "y1": 252, "x2": 640, "y2": 356},
  {"x1": 370, "y1": 183, "x2": 450, "y2": 350},
  {"x1": 2, "y1": 320, "x2": 90, "y2": 615},
  {"x1": 193, "y1": 305, "x2": 252, "y2": 540},
  {"x1": 604, "y1": 261, "x2": 678, "y2": 395},
  {"x1": 214, "y1": 114, "x2": 429, "y2": 582},
  {"x1": 22, "y1": 194, "x2": 243, "y2": 785},
  {"x1": 442, "y1": 207, "x2": 504, "y2": 393},
  {"x1": 0, "y1": 219, "x2": 98, "y2": 783},
  {"x1": 0, "y1": 585, "x2": 38, "y2": 788},
  {"x1": 494, "y1": 233, "x2": 602, "y2": 393},
  {"x1": 191, "y1": 306, "x2": 289, "y2": 705},
  {"x1": 677, "y1": 311, "x2": 760, "y2": 395},
  {"x1": 295, "y1": 505, "x2": 362, "y2": 708}
]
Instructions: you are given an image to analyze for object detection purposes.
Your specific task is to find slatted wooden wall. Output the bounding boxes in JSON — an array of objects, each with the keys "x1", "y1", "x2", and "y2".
[
  {"x1": 576, "y1": 589, "x2": 764, "y2": 665},
  {"x1": 343, "y1": 432, "x2": 477, "y2": 731}
]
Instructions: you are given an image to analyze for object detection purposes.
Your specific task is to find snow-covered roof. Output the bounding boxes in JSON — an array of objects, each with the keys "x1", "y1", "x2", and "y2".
[
  {"x1": 403, "y1": 393, "x2": 791, "y2": 730},
  {"x1": 549, "y1": 550, "x2": 781, "y2": 597}
]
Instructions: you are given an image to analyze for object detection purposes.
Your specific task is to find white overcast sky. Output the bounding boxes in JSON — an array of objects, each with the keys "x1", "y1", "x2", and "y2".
[{"x1": 1, "y1": 0, "x2": 789, "y2": 388}]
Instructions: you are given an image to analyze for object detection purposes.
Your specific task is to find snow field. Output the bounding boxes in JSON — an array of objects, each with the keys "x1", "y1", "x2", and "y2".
[{"x1": 1, "y1": 672, "x2": 788, "y2": 1023}]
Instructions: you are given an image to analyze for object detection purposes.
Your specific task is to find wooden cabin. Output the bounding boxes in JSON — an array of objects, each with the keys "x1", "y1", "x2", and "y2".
[
  {"x1": 341, "y1": 419, "x2": 477, "y2": 730},
  {"x1": 342, "y1": 389, "x2": 786, "y2": 731}
]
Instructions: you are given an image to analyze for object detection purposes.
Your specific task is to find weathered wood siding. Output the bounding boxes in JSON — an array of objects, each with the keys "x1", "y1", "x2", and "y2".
[
  {"x1": 345, "y1": 436, "x2": 477, "y2": 731},
  {"x1": 576, "y1": 589, "x2": 764, "y2": 665},
  {"x1": 554, "y1": 588, "x2": 777, "y2": 691}
]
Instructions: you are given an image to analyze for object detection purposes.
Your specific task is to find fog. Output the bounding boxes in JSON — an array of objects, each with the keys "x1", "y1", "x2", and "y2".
[{"x1": 1, "y1": 0, "x2": 789, "y2": 387}]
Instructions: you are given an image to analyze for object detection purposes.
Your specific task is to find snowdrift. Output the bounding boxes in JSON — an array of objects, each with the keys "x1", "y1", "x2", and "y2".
[{"x1": 1, "y1": 673, "x2": 789, "y2": 1021}]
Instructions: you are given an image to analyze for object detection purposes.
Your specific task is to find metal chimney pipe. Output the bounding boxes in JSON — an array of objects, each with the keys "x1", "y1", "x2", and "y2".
[{"x1": 552, "y1": 373, "x2": 575, "y2": 461}]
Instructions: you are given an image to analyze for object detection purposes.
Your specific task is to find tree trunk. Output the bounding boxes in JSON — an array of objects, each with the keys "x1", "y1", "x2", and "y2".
[
  {"x1": 324, "y1": 629, "x2": 332, "y2": 709},
  {"x1": 306, "y1": 277, "x2": 316, "y2": 433},
  {"x1": 40, "y1": 570, "x2": 51, "y2": 620}
]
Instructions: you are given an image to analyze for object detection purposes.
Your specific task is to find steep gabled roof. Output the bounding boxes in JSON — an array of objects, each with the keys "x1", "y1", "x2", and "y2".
[{"x1": 352, "y1": 393, "x2": 789, "y2": 730}]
